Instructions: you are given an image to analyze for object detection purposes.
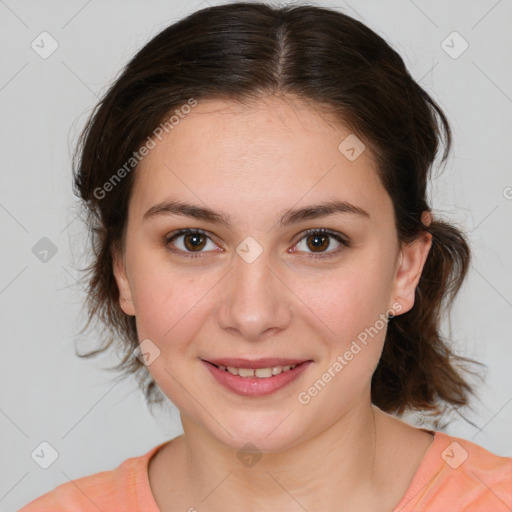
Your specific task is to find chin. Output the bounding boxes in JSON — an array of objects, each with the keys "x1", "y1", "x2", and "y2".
[{"x1": 205, "y1": 410, "x2": 308, "y2": 454}]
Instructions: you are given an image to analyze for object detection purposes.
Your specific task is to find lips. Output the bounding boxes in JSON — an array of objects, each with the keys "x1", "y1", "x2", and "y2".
[{"x1": 201, "y1": 357, "x2": 313, "y2": 396}]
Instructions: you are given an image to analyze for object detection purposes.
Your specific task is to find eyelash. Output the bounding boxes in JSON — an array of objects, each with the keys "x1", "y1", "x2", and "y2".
[{"x1": 163, "y1": 228, "x2": 349, "y2": 260}]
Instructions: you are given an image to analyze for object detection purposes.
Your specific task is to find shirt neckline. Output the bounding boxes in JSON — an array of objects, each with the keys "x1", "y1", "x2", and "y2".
[
  {"x1": 138, "y1": 440, "x2": 171, "y2": 511},
  {"x1": 391, "y1": 428, "x2": 446, "y2": 511},
  {"x1": 139, "y1": 428, "x2": 443, "y2": 511}
]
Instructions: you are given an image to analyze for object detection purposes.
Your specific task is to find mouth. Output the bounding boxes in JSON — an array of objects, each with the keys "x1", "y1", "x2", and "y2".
[{"x1": 201, "y1": 358, "x2": 313, "y2": 396}]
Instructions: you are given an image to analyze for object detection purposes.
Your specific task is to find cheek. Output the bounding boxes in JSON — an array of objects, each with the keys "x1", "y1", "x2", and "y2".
[
  {"x1": 296, "y1": 257, "x2": 392, "y2": 339},
  {"x1": 130, "y1": 268, "x2": 209, "y2": 407},
  {"x1": 295, "y1": 251, "x2": 394, "y2": 390},
  {"x1": 298, "y1": 271, "x2": 389, "y2": 409},
  {"x1": 128, "y1": 251, "x2": 208, "y2": 345}
]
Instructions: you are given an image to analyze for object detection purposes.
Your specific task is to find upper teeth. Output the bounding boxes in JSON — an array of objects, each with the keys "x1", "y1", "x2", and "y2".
[{"x1": 216, "y1": 364, "x2": 298, "y2": 378}]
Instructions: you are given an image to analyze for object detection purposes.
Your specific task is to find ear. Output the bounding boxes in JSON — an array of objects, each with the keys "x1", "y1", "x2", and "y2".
[
  {"x1": 391, "y1": 212, "x2": 433, "y2": 315},
  {"x1": 111, "y1": 243, "x2": 136, "y2": 316}
]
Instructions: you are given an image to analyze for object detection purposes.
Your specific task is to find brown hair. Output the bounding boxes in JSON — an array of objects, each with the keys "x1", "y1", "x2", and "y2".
[{"x1": 72, "y1": 1, "x2": 483, "y2": 425}]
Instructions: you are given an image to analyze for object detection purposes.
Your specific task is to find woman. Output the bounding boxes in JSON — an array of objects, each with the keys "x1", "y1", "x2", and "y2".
[{"x1": 20, "y1": 2, "x2": 512, "y2": 511}]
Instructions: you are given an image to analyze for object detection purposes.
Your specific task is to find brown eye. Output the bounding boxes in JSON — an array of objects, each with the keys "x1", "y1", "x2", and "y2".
[
  {"x1": 183, "y1": 232, "x2": 207, "y2": 251},
  {"x1": 165, "y1": 229, "x2": 217, "y2": 258},
  {"x1": 305, "y1": 233, "x2": 330, "y2": 252},
  {"x1": 293, "y1": 229, "x2": 348, "y2": 258}
]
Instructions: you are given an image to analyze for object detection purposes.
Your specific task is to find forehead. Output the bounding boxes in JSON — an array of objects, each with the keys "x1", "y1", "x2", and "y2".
[
  {"x1": 157, "y1": 95, "x2": 355, "y2": 152},
  {"x1": 129, "y1": 96, "x2": 390, "y2": 224}
]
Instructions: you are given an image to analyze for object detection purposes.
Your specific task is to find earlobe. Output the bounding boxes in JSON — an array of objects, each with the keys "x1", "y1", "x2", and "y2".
[
  {"x1": 111, "y1": 245, "x2": 136, "y2": 316},
  {"x1": 391, "y1": 231, "x2": 432, "y2": 315}
]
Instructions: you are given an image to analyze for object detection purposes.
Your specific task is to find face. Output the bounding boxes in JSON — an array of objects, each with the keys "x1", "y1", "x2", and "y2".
[{"x1": 113, "y1": 96, "x2": 431, "y2": 452}]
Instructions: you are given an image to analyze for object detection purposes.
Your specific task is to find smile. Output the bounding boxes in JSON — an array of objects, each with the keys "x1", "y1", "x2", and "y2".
[{"x1": 201, "y1": 358, "x2": 312, "y2": 396}]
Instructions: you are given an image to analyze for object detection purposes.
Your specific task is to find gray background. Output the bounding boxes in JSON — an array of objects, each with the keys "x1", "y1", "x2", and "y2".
[{"x1": 1, "y1": 0, "x2": 511, "y2": 509}]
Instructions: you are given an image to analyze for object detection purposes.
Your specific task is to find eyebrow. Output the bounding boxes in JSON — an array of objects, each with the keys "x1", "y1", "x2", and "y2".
[{"x1": 142, "y1": 199, "x2": 370, "y2": 228}]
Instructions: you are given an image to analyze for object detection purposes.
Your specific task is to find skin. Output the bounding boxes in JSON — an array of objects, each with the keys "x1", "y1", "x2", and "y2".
[{"x1": 112, "y1": 95, "x2": 434, "y2": 511}]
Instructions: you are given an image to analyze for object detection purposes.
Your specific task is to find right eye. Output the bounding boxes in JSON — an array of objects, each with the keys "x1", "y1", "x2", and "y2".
[{"x1": 164, "y1": 229, "x2": 220, "y2": 258}]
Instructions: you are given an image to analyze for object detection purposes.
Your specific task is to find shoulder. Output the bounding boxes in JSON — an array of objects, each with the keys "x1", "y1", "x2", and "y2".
[
  {"x1": 398, "y1": 430, "x2": 512, "y2": 511},
  {"x1": 18, "y1": 468, "x2": 121, "y2": 512},
  {"x1": 18, "y1": 443, "x2": 166, "y2": 512}
]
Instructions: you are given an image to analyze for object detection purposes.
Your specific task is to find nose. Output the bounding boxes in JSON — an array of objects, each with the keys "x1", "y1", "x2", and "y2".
[{"x1": 216, "y1": 246, "x2": 293, "y2": 342}]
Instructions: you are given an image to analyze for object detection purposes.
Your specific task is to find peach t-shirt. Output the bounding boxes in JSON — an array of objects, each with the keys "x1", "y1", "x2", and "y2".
[{"x1": 19, "y1": 429, "x2": 512, "y2": 512}]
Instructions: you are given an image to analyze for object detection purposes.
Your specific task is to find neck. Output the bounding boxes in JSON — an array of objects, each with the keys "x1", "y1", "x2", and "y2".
[{"x1": 179, "y1": 401, "x2": 386, "y2": 511}]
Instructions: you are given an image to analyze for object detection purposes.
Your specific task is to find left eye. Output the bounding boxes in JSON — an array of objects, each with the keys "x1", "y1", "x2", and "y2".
[
  {"x1": 292, "y1": 229, "x2": 348, "y2": 258},
  {"x1": 164, "y1": 228, "x2": 348, "y2": 259}
]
